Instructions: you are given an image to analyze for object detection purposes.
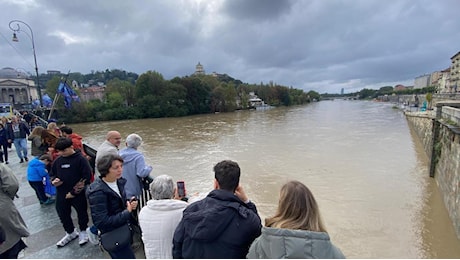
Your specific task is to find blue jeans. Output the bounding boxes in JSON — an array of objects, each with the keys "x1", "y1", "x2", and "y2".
[{"x1": 13, "y1": 138, "x2": 28, "y2": 159}]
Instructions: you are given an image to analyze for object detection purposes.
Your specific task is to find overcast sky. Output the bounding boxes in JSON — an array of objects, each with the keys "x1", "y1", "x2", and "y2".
[{"x1": 1, "y1": 0, "x2": 459, "y2": 94}]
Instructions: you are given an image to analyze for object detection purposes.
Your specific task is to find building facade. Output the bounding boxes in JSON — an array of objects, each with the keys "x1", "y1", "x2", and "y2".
[
  {"x1": 0, "y1": 67, "x2": 38, "y2": 106},
  {"x1": 438, "y1": 68, "x2": 451, "y2": 93},
  {"x1": 414, "y1": 74, "x2": 431, "y2": 89},
  {"x1": 450, "y1": 51, "x2": 460, "y2": 92},
  {"x1": 194, "y1": 62, "x2": 205, "y2": 75}
]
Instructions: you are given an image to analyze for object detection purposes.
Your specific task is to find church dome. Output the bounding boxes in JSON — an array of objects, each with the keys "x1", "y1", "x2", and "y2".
[{"x1": 0, "y1": 67, "x2": 29, "y2": 79}]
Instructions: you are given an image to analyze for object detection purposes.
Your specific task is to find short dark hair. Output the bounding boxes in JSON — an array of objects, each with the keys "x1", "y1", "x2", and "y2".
[
  {"x1": 54, "y1": 137, "x2": 73, "y2": 151},
  {"x1": 214, "y1": 160, "x2": 240, "y2": 192},
  {"x1": 39, "y1": 154, "x2": 52, "y2": 161},
  {"x1": 97, "y1": 154, "x2": 123, "y2": 177},
  {"x1": 60, "y1": 126, "x2": 73, "y2": 135}
]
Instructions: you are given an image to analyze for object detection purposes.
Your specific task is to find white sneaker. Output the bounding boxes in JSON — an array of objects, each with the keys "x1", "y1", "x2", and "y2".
[
  {"x1": 79, "y1": 230, "x2": 89, "y2": 246},
  {"x1": 56, "y1": 230, "x2": 79, "y2": 247},
  {"x1": 86, "y1": 227, "x2": 99, "y2": 245}
]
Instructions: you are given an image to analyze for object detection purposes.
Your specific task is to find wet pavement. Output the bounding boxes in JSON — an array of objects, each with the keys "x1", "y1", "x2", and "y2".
[{"x1": 9, "y1": 144, "x2": 145, "y2": 259}]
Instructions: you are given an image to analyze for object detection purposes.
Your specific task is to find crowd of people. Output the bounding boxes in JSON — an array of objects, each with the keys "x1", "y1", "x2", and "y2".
[{"x1": 0, "y1": 112, "x2": 345, "y2": 259}]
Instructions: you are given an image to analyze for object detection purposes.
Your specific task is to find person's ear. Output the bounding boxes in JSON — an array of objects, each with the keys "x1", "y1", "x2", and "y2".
[{"x1": 213, "y1": 179, "x2": 220, "y2": 190}]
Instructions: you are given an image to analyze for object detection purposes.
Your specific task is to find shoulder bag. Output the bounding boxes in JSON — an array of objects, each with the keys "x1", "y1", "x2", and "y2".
[{"x1": 100, "y1": 223, "x2": 132, "y2": 251}]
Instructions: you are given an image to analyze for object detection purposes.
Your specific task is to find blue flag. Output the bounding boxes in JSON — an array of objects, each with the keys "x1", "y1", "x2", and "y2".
[
  {"x1": 42, "y1": 94, "x2": 53, "y2": 108},
  {"x1": 57, "y1": 81, "x2": 80, "y2": 108}
]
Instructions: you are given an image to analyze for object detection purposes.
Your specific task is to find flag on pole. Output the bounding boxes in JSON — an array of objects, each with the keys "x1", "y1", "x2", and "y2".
[
  {"x1": 42, "y1": 94, "x2": 53, "y2": 108},
  {"x1": 57, "y1": 81, "x2": 80, "y2": 108}
]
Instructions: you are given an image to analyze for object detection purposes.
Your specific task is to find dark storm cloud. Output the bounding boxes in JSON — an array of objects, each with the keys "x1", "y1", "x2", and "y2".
[
  {"x1": 1, "y1": 0, "x2": 459, "y2": 94},
  {"x1": 221, "y1": 0, "x2": 294, "y2": 21}
]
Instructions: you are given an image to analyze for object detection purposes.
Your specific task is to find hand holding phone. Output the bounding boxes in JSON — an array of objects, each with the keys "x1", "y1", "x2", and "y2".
[{"x1": 177, "y1": 181, "x2": 186, "y2": 197}]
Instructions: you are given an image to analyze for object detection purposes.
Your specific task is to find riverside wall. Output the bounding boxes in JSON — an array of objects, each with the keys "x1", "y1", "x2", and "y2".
[{"x1": 405, "y1": 106, "x2": 460, "y2": 239}]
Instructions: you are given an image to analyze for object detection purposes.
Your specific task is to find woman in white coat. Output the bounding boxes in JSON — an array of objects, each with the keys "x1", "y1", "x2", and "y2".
[{"x1": 138, "y1": 175, "x2": 188, "y2": 259}]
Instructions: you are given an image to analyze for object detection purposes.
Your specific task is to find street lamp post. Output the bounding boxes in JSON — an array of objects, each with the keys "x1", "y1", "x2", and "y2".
[{"x1": 8, "y1": 20, "x2": 42, "y2": 108}]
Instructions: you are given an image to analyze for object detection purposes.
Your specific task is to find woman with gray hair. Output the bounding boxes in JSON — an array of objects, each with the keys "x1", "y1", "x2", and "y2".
[
  {"x1": 119, "y1": 133, "x2": 153, "y2": 201},
  {"x1": 138, "y1": 175, "x2": 188, "y2": 259}
]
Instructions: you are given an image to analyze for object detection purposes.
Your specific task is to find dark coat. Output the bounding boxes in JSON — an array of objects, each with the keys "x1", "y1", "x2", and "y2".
[
  {"x1": 172, "y1": 189, "x2": 262, "y2": 259},
  {"x1": 6, "y1": 121, "x2": 30, "y2": 140},
  {"x1": 86, "y1": 177, "x2": 133, "y2": 234},
  {"x1": 0, "y1": 126, "x2": 8, "y2": 145}
]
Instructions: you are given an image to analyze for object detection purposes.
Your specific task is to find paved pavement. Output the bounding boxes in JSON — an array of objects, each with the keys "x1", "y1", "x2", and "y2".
[{"x1": 9, "y1": 144, "x2": 145, "y2": 259}]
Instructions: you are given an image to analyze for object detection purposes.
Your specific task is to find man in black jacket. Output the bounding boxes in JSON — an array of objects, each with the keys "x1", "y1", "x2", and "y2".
[
  {"x1": 173, "y1": 160, "x2": 262, "y2": 259},
  {"x1": 6, "y1": 116, "x2": 30, "y2": 163}
]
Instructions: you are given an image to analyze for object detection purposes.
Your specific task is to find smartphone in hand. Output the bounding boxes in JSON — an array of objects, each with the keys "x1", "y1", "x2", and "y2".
[{"x1": 177, "y1": 181, "x2": 186, "y2": 197}]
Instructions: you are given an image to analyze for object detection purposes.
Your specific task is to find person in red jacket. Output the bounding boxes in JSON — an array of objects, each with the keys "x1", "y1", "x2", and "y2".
[
  {"x1": 60, "y1": 126, "x2": 94, "y2": 182},
  {"x1": 60, "y1": 126, "x2": 86, "y2": 157}
]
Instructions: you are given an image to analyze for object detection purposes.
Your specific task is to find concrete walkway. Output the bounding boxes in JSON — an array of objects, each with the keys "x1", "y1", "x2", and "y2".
[{"x1": 9, "y1": 144, "x2": 145, "y2": 259}]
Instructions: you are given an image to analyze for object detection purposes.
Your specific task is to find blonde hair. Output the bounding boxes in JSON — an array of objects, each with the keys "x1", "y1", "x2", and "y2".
[
  {"x1": 47, "y1": 122, "x2": 58, "y2": 130},
  {"x1": 30, "y1": 126, "x2": 45, "y2": 137},
  {"x1": 265, "y1": 180, "x2": 327, "y2": 233}
]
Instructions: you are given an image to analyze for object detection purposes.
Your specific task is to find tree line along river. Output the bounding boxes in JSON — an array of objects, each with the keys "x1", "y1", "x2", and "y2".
[{"x1": 72, "y1": 100, "x2": 460, "y2": 258}]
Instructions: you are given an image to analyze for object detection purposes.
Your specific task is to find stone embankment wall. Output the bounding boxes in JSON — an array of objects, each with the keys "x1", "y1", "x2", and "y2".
[{"x1": 405, "y1": 106, "x2": 460, "y2": 239}]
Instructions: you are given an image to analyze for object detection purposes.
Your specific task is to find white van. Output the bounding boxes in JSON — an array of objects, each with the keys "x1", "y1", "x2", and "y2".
[{"x1": 0, "y1": 103, "x2": 13, "y2": 118}]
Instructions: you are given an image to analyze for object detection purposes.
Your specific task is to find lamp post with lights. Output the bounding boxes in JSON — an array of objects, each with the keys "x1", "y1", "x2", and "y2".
[{"x1": 8, "y1": 20, "x2": 42, "y2": 108}]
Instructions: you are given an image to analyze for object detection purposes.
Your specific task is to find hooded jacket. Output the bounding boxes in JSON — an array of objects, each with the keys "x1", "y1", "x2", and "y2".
[
  {"x1": 86, "y1": 177, "x2": 134, "y2": 234},
  {"x1": 172, "y1": 189, "x2": 262, "y2": 259},
  {"x1": 0, "y1": 164, "x2": 30, "y2": 254},
  {"x1": 50, "y1": 151, "x2": 91, "y2": 198},
  {"x1": 247, "y1": 226, "x2": 345, "y2": 259},
  {"x1": 119, "y1": 147, "x2": 152, "y2": 199},
  {"x1": 67, "y1": 133, "x2": 86, "y2": 156},
  {"x1": 27, "y1": 157, "x2": 48, "y2": 182},
  {"x1": 138, "y1": 199, "x2": 188, "y2": 259}
]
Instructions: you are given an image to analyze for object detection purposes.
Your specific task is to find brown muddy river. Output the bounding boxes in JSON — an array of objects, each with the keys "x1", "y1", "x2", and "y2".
[{"x1": 72, "y1": 100, "x2": 460, "y2": 258}]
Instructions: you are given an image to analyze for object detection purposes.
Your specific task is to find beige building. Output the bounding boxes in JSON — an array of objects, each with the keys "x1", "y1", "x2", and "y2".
[
  {"x1": 414, "y1": 74, "x2": 431, "y2": 89},
  {"x1": 430, "y1": 71, "x2": 442, "y2": 89},
  {"x1": 450, "y1": 51, "x2": 460, "y2": 92},
  {"x1": 0, "y1": 67, "x2": 38, "y2": 105},
  {"x1": 79, "y1": 86, "x2": 105, "y2": 102},
  {"x1": 438, "y1": 68, "x2": 451, "y2": 93},
  {"x1": 194, "y1": 62, "x2": 205, "y2": 75}
]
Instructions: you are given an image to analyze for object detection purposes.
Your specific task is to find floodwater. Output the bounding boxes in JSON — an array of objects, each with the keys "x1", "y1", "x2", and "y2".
[{"x1": 72, "y1": 100, "x2": 460, "y2": 258}]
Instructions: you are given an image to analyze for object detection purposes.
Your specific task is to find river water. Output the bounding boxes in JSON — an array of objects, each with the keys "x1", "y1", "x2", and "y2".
[{"x1": 72, "y1": 100, "x2": 460, "y2": 258}]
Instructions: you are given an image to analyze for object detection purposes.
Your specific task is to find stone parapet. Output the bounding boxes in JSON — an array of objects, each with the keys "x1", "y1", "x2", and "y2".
[{"x1": 405, "y1": 110, "x2": 460, "y2": 239}]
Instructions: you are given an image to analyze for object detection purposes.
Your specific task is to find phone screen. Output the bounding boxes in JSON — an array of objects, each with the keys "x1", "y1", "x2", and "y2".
[{"x1": 177, "y1": 181, "x2": 186, "y2": 197}]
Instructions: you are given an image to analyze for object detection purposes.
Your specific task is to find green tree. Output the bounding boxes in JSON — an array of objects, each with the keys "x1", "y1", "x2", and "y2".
[
  {"x1": 135, "y1": 71, "x2": 166, "y2": 99},
  {"x1": 106, "y1": 78, "x2": 136, "y2": 106},
  {"x1": 426, "y1": 92, "x2": 433, "y2": 109}
]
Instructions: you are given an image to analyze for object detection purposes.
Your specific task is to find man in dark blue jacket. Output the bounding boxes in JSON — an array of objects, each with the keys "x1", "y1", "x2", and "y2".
[{"x1": 172, "y1": 160, "x2": 262, "y2": 259}]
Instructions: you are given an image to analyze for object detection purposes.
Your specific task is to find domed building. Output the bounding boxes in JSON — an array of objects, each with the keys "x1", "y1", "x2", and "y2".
[{"x1": 0, "y1": 67, "x2": 38, "y2": 105}]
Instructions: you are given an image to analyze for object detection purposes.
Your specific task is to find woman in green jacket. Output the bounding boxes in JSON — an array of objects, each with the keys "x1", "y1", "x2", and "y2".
[{"x1": 247, "y1": 180, "x2": 345, "y2": 259}]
